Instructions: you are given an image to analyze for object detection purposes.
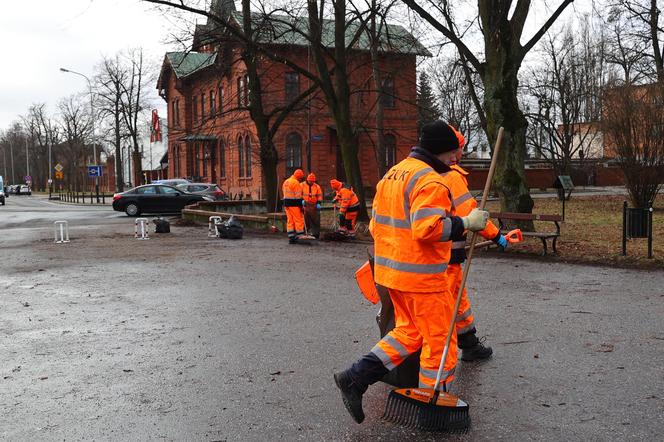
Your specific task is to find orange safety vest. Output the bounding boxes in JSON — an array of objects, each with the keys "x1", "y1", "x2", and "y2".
[
  {"x1": 301, "y1": 182, "x2": 323, "y2": 205},
  {"x1": 369, "y1": 156, "x2": 465, "y2": 292},
  {"x1": 336, "y1": 186, "x2": 359, "y2": 214},
  {"x1": 445, "y1": 164, "x2": 499, "y2": 263},
  {"x1": 282, "y1": 174, "x2": 303, "y2": 207}
]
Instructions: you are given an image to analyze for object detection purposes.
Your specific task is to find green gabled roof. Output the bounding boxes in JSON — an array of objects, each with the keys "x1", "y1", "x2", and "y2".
[
  {"x1": 166, "y1": 52, "x2": 217, "y2": 79},
  {"x1": 230, "y1": 12, "x2": 430, "y2": 56}
]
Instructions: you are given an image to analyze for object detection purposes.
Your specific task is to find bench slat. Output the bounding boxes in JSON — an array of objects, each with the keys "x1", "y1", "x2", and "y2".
[{"x1": 490, "y1": 212, "x2": 563, "y2": 222}]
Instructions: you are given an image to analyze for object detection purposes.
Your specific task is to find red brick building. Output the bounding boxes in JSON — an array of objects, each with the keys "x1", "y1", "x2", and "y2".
[{"x1": 156, "y1": 1, "x2": 427, "y2": 199}]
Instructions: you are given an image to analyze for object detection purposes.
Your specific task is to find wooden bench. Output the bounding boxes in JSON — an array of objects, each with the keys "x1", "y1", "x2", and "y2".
[{"x1": 489, "y1": 212, "x2": 563, "y2": 255}]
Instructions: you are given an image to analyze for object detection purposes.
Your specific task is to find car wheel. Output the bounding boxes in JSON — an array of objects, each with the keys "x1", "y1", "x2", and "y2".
[{"x1": 125, "y1": 202, "x2": 140, "y2": 216}]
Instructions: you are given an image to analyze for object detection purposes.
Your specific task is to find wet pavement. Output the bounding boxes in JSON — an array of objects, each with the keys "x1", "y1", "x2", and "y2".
[{"x1": 1, "y1": 201, "x2": 663, "y2": 441}]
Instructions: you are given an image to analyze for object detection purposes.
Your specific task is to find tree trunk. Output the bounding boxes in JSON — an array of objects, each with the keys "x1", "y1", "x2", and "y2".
[
  {"x1": 114, "y1": 113, "x2": 124, "y2": 192},
  {"x1": 483, "y1": 70, "x2": 534, "y2": 219},
  {"x1": 260, "y1": 140, "x2": 279, "y2": 213}
]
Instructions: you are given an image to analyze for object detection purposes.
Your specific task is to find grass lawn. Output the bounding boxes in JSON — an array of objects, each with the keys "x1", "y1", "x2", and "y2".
[
  {"x1": 484, "y1": 195, "x2": 663, "y2": 269},
  {"x1": 321, "y1": 195, "x2": 664, "y2": 269}
]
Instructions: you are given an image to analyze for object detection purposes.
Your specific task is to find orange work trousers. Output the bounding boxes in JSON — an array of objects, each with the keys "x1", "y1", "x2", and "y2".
[
  {"x1": 340, "y1": 210, "x2": 358, "y2": 231},
  {"x1": 285, "y1": 206, "x2": 305, "y2": 238},
  {"x1": 371, "y1": 287, "x2": 458, "y2": 389},
  {"x1": 446, "y1": 264, "x2": 475, "y2": 335}
]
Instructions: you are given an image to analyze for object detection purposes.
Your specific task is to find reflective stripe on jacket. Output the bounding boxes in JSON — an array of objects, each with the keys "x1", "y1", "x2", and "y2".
[
  {"x1": 369, "y1": 155, "x2": 465, "y2": 292},
  {"x1": 446, "y1": 164, "x2": 500, "y2": 264},
  {"x1": 336, "y1": 186, "x2": 359, "y2": 214},
  {"x1": 301, "y1": 182, "x2": 323, "y2": 205},
  {"x1": 282, "y1": 175, "x2": 303, "y2": 207}
]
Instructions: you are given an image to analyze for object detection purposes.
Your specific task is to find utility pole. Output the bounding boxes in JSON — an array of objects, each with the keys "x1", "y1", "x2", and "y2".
[
  {"x1": 10, "y1": 139, "x2": 15, "y2": 183},
  {"x1": 25, "y1": 136, "x2": 30, "y2": 179}
]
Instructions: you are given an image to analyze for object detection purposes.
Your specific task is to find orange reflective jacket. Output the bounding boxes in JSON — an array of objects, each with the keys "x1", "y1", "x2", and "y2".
[
  {"x1": 335, "y1": 187, "x2": 359, "y2": 214},
  {"x1": 445, "y1": 164, "x2": 500, "y2": 263},
  {"x1": 369, "y1": 156, "x2": 465, "y2": 292},
  {"x1": 282, "y1": 174, "x2": 303, "y2": 207},
  {"x1": 301, "y1": 182, "x2": 323, "y2": 205}
]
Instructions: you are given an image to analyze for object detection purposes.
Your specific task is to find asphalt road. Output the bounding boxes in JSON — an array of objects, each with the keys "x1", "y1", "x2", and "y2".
[{"x1": 1, "y1": 201, "x2": 663, "y2": 441}]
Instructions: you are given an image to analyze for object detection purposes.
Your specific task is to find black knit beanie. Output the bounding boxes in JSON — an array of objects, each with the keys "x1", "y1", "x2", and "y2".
[{"x1": 419, "y1": 121, "x2": 459, "y2": 154}]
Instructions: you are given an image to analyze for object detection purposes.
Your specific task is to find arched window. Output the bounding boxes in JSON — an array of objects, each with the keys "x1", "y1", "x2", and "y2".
[
  {"x1": 380, "y1": 76, "x2": 395, "y2": 108},
  {"x1": 238, "y1": 136, "x2": 245, "y2": 177},
  {"x1": 384, "y1": 134, "x2": 397, "y2": 169},
  {"x1": 244, "y1": 135, "x2": 252, "y2": 178},
  {"x1": 219, "y1": 139, "x2": 226, "y2": 178},
  {"x1": 173, "y1": 144, "x2": 180, "y2": 176},
  {"x1": 285, "y1": 132, "x2": 302, "y2": 177}
]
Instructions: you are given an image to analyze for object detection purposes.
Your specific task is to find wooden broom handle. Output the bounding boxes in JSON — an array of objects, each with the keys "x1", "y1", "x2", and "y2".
[{"x1": 433, "y1": 127, "x2": 504, "y2": 395}]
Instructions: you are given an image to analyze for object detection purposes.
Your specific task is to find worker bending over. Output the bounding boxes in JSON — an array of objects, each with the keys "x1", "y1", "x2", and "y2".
[
  {"x1": 302, "y1": 173, "x2": 323, "y2": 239},
  {"x1": 282, "y1": 169, "x2": 306, "y2": 244},
  {"x1": 334, "y1": 120, "x2": 490, "y2": 423},
  {"x1": 330, "y1": 179, "x2": 360, "y2": 234},
  {"x1": 442, "y1": 125, "x2": 510, "y2": 361}
]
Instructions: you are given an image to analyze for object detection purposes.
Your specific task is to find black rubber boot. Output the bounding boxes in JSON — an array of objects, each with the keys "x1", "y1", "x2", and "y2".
[
  {"x1": 334, "y1": 353, "x2": 389, "y2": 423},
  {"x1": 333, "y1": 370, "x2": 366, "y2": 423},
  {"x1": 458, "y1": 328, "x2": 493, "y2": 361}
]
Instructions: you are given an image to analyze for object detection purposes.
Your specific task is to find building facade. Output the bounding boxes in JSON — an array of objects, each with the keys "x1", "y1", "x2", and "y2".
[{"x1": 156, "y1": 2, "x2": 426, "y2": 199}]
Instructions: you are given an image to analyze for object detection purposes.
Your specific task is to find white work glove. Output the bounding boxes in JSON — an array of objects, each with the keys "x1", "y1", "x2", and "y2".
[{"x1": 462, "y1": 208, "x2": 490, "y2": 232}]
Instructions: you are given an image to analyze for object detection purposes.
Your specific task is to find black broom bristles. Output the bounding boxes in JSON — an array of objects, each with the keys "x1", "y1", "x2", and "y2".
[{"x1": 382, "y1": 389, "x2": 470, "y2": 433}]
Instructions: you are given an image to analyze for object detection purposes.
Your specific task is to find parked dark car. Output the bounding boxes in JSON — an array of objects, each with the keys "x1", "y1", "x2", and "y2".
[
  {"x1": 112, "y1": 184, "x2": 212, "y2": 216},
  {"x1": 176, "y1": 183, "x2": 227, "y2": 200}
]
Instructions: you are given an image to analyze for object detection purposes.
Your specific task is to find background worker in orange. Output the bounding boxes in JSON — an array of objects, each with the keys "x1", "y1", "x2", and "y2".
[
  {"x1": 333, "y1": 120, "x2": 490, "y2": 424},
  {"x1": 330, "y1": 179, "x2": 360, "y2": 234},
  {"x1": 301, "y1": 173, "x2": 323, "y2": 238},
  {"x1": 282, "y1": 168, "x2": 306, "y2": 244},
  {"x1": 443, "y1": 125, "x2": 511, "y2": 361}
]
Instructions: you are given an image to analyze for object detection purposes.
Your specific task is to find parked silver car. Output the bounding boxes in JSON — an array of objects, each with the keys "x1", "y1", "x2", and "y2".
[{"x1": 176, "y1": 183, "x2": 227, "y2": 200}]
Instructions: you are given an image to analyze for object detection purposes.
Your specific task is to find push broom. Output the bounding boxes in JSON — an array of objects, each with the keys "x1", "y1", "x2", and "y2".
[{"x1": 382, "y1": 127, "x2": 505, "y2": 432}]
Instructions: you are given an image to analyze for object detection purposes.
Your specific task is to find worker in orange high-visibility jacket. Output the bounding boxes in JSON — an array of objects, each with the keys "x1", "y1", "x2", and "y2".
[
  {"x1": 333, "y1": 120, "x2": 490, "y2": 424},
  {"x1": 282, "y1": 168, "x2": 306, "y2": 244},
  {"x1": 302, "y1": 173, "x2": 323, "y2": 239},
  {"x1": 330, "y1": 179, "x2": 360, "y2": 234},
  {"x1": 442, "y1": 125, "x2": 510, "y2": 361}
]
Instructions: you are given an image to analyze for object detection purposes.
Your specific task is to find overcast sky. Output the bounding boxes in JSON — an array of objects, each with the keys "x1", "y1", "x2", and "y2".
[{"x1": 0, "y1": 0, "x2": 186, "y2": 131}]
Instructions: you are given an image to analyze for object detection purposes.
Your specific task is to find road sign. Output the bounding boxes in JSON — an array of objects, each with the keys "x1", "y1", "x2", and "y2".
[
  {"x1": 88, "y1": 166, "x2": 102, "y2": 177},
  {"x1": 54, "y1": 163, "x2": 63, "y2": 172},
  {"x1": 55, "y1": 171, "x2": 64, "y2": 180},
  {"x1": 25, "y1": 175, "x2": 32, "y2": 183},
  {"x1": 47, "y1": 178, "x2": 53, "y2": 185}
]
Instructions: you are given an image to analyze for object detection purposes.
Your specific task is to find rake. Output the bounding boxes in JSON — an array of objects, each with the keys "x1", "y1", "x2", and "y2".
[{"x1": 383, "y1": 126, "x2": 505, "y2": 432}]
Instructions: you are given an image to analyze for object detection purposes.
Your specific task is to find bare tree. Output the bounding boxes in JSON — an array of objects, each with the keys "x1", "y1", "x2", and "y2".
[
  {"x1": 96, "y1": 55, "x2": 128, "y2": 191},
  {"x1": 59, "y1": 95, "x2": 93, "y2": 191},
  {"x1": 429, "y1": 55, "x2": 483, "y2": 154},
  {"x1": 603, "y1": 5, "x2": 652, "y2": 84},
  {"x1": 119, "y1": 48, "x2": 153, "y2": 187},
  {"x1": 402, "y1": 0, "x2": 574, "y2": 219},
  {"x1": 525, "y1": 22, "x2": 605, "y2": 177},
  {"x1": 148, "y1": 0, "x2": 319, "y2": 210},
  {"x1": 602, "y1": 82, "x2": 664, "y2": 207},
  {"x1": 610, "y1": 0, "x2": 664, "y2": 82}
]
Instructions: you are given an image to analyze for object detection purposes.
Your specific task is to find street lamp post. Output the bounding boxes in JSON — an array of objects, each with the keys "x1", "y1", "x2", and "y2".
[{"x1": 60, "y1": 67, "x2": 99, "y2": 202}]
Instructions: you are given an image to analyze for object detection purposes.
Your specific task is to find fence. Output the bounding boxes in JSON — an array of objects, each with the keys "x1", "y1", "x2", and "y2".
[{"x1": 58, "y1": 192, "x2": 114, "y2": 204}]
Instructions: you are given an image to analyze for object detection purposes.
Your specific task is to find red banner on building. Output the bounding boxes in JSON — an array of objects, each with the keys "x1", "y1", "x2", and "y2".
[{"x1": 150, "y1": 109, "x2": 162, "y2": 142}]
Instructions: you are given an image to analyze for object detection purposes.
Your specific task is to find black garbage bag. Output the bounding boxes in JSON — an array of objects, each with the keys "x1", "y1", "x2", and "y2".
[
  {"x1": 215, "y1": 216, "x2": 243, "y2": 239},
  {"x1": 153, "y1": 217, "x2": 170, "y2": 233}
]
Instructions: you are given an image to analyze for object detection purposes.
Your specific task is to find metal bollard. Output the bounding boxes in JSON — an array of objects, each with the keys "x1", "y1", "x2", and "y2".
[
  {"x1": 54, "y1": 221, "x2": 70, "y2": 244},
  {"x1": 208, "y1": 216, "x2": 222, "y2": 237},
  {"x1": 135, "y1": 218, "x2": 150, "y2": 240}
]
